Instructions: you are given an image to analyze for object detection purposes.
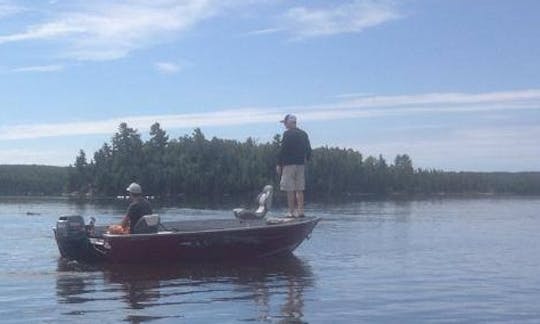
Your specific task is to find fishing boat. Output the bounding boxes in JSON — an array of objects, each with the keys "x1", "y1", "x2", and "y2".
[
  {"x1": 54, "y1": 185, "x2": 319, "y2": 263},
  {"x1": 53, "y1": 215, "x2": 320, "y2": 263}
]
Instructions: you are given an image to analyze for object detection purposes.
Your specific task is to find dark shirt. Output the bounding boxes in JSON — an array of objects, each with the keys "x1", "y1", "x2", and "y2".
[
  {"x1": 126, "y1": 197, "x2": 153, "y2": 233},
  {"x1": 278, "y1": 128, "x2": 312, "y2": 166}
]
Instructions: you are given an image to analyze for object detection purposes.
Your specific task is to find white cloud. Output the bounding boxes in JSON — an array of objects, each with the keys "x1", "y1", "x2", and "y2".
[
  {"x1": 353, "y1": 126, "x2": 540, "y2": 171},
  {"x1": 154, "y1": 61, "x2": 182, "y2": 74},
  {"x1": 243, "y1": 27, "x2": 283, "y2": 36},
  {"x1": 281, "y1": 0, "x2": 401, "y2": 39},
  {"x1": 339, "y1": 89, "x2": 540, "y2": 108},
  {"x1": 0, "y1": 0, "x2": 235, "y2": 61},
  {"x1": 0, "y1": 1, "x2": 23, "y2": 18},
  {"x1": 0, "y1": 89, "x2": 539, "y2": 141},
  {"x1": 0, "y1": 148, "x2": 74, "y2": 166},
  {"x1": 0, "y1": 1, "x2": 402, "y2": 59},
  {"x1": 11, "y1": 64, "x2": 64, "y2": 72},
  {"x1": 1, "y1": 88, "x2": 539, "y2": 170},
  {"x1": 334, "y1": 92, "x2": 373, "y2": 99},
  {"x1": 0, "y1": 108, "x2": 280, "y2": 140}
]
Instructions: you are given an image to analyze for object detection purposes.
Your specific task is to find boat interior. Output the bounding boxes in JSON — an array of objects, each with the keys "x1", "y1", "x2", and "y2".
[{"x1": 90, "y1": 216, "x2": 312, "y2": 238}]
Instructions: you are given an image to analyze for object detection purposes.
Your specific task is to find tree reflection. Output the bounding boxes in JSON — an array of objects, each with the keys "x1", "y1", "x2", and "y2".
[{"x1": 57, "y1": 256, "x2": 313, "y2": 323}]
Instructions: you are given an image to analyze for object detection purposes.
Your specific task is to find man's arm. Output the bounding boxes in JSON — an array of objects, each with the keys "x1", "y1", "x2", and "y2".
[
  {"x1": 277, "y1": 131, "x2": 288, "y2": 166},
  {"x1": 121, "y1": 204, "x2": 134, "y2": 229},
  {"x1": 120, "y1": 215, "x2": 130, "y2": 229},
  {"x1": 276, "y1": 131, "x2": 288, "y2": 175},
  {"x1": 305, "y1": 132, "x2": 312, "y2": 162}
]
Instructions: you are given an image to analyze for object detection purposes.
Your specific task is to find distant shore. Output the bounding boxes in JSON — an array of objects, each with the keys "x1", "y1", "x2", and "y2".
[{"x1": 2, "y1": 191, "x2": 538, "y2": 202}]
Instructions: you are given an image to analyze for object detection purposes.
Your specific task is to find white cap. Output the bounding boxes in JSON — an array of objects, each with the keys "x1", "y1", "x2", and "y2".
[
  {"x1": 126, "y1": 182, "x2": 142, "y2": 194},
  {"x1": 280, "y1": 114, "x2": 297, "y2": 123}
]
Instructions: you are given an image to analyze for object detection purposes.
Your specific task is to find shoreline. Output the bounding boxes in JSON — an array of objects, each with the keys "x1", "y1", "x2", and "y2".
[{"x1": 1, "y1": 191, "x2": 539, "y2": 202}]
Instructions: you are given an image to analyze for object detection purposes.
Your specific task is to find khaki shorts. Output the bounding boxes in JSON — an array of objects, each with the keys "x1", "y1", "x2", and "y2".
[{"x1": 280, "y1": 164, "x2": 305, "y2": 192}]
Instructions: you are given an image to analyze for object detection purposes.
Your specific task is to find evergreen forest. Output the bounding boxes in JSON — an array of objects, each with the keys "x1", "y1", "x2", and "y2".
[
  {"x1": 1, "y1": 123, "x2": 538, "y2": 197},
  {"x1": 60, "y1": 123, "x2": 540, "y2": 198},
  {"x1": 0, "y1": 165, "x2": 67, "y2": 196}
]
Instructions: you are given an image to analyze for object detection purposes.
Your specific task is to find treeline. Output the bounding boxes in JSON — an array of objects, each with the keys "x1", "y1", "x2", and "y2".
[
  {"x1": 67, "y1": 123, "x2": 278, "y2": 197},
  {"x1": 0, "y1": 165, "x2": 67, "y2": 196},
  {"x1": 64, "y1": 122, "x2": 540, "y2": 197}
]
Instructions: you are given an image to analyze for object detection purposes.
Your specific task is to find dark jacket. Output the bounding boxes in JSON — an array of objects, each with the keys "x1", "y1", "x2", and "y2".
[
  {"x1": 278, "y1": 128, "x2": 312, "y2": 166},
  {"x1": 126, "y1": 197, "x2": 153, "y2": 233}
]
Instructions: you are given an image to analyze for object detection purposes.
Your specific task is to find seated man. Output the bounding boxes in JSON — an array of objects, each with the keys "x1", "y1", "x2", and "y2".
[{"x1": 119, "y1": 182, "x2": 153, "y2": 234}]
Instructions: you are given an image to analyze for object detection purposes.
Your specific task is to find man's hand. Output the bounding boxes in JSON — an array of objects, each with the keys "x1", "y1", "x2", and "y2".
[
  {"x1": 120, "y1": 215, "x2": 129, "y2": 229},
  {"x1": 276, "y1": 165, "x2": 282, "y2": 176}
]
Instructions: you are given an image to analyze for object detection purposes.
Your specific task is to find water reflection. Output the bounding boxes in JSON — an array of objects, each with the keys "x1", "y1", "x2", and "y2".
[
  {"x1": 55, "y1": 271, "x2": 88, "y2": 304},
  {"x1": 56, "y1": 256, "x2": 313, "y2": 323}
]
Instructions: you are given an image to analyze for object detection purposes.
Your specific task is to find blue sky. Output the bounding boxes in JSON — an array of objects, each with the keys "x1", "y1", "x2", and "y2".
[{"x1": 0, "y1": 0, "x2": 539, "y2": 171}]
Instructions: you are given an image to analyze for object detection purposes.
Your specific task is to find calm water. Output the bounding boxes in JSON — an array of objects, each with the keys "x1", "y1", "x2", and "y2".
[{"x1": 0, "y1": 197, "x2": 539, "y2": 323}]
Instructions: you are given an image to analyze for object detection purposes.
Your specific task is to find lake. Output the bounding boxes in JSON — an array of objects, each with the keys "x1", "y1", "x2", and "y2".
[{"x1": 0, "y1": 197, "x2": 539, "y2": 323}]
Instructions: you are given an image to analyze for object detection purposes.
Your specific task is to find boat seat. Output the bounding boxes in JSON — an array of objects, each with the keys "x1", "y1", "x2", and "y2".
[
  {"x1": 133, "y1": 214, "x2": 160, "y2": 234},
  {"x1": 234, "y1": 185, "x2": 273, "y2": 220}
]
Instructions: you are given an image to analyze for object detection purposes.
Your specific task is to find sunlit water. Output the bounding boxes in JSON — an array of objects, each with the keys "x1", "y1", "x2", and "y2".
[{"x1": 0, "y1": 197, "x2": 539, "y2": 323}]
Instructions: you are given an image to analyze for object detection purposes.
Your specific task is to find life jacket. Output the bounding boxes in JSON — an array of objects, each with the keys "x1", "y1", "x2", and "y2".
[{"x1": 107, "y1": 224, "x2": 129, "y2": 235}]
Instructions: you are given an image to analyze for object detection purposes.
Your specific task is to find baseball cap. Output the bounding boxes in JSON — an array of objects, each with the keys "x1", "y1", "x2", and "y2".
[
  {"x1": 280, "y1": 114, "x2": 297, "y2": 123},
  {"x1": 126, "y1": 182, "x2": 142, "y2": 194}
]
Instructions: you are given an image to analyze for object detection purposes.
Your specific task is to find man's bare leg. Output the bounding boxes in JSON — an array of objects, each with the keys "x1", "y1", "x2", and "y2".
[
  {"x1": 287, "y1": 191, "x2": 296, "y2": 216},
  {"x1": 296, "y1": 191, "x2": 304, "y2": 216}
]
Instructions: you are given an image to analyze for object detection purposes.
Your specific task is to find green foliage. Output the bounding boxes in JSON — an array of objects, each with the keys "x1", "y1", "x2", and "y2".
[
  {"x1": 67, "y1": 124, "x2": 280, "y2": 197},
  {"x1": 0, "y1": 165, "x2": 67, "y2": 195},
  {"x1": 63, "y1": 122, "x2": 540, "y2": 198}
]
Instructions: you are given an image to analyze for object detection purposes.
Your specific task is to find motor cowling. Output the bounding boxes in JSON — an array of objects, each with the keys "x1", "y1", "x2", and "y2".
[
  {"x1": 55, "y1": 215, "x2": 90, "y2": 260},
  {"x1": 56, "y1": 215, "x2": 87, "y2": 239}
]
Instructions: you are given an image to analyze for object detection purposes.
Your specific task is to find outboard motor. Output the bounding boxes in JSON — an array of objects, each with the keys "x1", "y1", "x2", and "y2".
[
  {"x1": 54, "y1": 215, "x2": 92, "y2": 261},
  {"x1": 234, "y1": 185, "x2": 273, "y2": 220}
]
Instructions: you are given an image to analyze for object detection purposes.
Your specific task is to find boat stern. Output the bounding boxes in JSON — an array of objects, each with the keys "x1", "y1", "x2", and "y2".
[{"x1": 54, "y1": 215, "x2": 98, "y2": 262}]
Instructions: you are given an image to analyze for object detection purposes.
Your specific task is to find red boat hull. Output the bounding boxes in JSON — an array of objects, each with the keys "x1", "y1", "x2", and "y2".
[{"x1": 55, "y1": 217, "x2": 320, "y2": 263}]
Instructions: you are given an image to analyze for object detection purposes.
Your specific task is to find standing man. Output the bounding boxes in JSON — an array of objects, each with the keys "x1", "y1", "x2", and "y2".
[
  {"x1": 276, "y1": 114, "x2": 312, "y2": 217},
  {"x1": 120, "y1": 182, "x2": 153, "y2": 233}
]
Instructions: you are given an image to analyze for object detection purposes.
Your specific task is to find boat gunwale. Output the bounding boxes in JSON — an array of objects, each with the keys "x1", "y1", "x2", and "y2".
[{"x1": 100, "y1": 216, "x2": 321, "y2": 240}]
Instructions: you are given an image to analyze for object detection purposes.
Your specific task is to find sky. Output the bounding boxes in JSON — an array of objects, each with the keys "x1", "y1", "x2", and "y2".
[{"x1": 0, "y1": 0, "x2": 539, "y2": 171}]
